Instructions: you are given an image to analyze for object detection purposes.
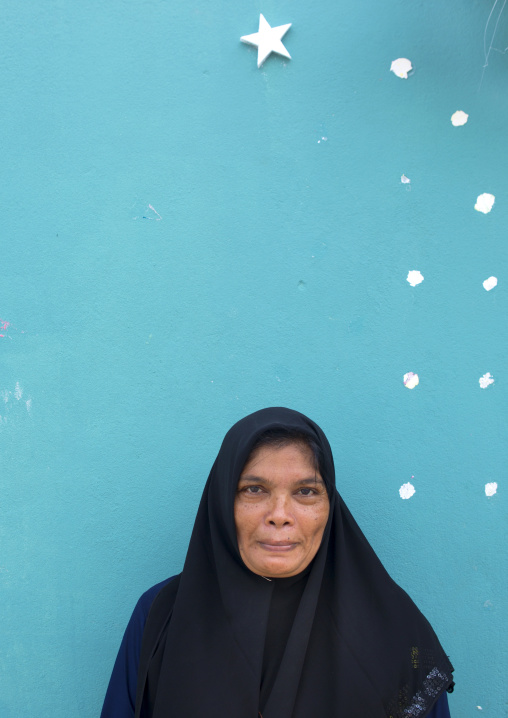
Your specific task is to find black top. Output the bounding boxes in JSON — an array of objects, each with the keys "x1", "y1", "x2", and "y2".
[
  {"x1": 133, "y1": 407, "x2": 453, "y2": 718},
  {"x1": 260, "y1": 568, "x2": 310, "y2": 713},
  {"x1": 99, "y1": 577, "x2": 452, "y2": 717}
]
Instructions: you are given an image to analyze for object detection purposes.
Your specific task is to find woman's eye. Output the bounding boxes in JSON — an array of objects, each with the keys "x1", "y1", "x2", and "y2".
[
  {"x1": 244, "y1": 486, "x2": 263, "y2": 494},
  {"x1": 297, "y1": 488, "x2": 316, "y2": 496}
]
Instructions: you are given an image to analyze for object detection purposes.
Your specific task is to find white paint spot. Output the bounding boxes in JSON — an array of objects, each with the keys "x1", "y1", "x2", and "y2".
[
  {"x1": 407, "y1": 270, "x2": 424, "y2": 287},
  {"x1": 26, "y1": 398, "x2": 32, "y2": 413},
  {"x1": 483, "y1": 276, "x2": 498, "y2": 291},
  {"x1": 317, "y1": 136, "x2": 328, "y2": 144},
  {"x1": 479, "y1": 372, "x2": 494, "y2": 389},
  {"x1": 399, "y1": 482, "x2": 416, "y2": 500},
  {"x1": 477, "y1": 707, "x2": 483, "y2": 711},
  {"x1": 14, "y1": 382, "x2": 22, "y2": 400},
  {"x1": 475, "y1": 193, "x2": 495, "y2": 214},
  {"x1": 1, "y1": 390, "x2": 9, "y2": 403},
  {"x1": 390, "y1": 58, "x2": 412, "y2": 79},
  {"x1": 451, "y1": 110, "x2": 469, "y2": 126},
  {"x1": 485, "y1": 482, "x2": 498, "y2": 497},
  {"x1": 401, "y1": 174, "x2": 411, "y2": 184},
  {"x1": 403, "y1": 372, "x2": 419, "y2": 389}
]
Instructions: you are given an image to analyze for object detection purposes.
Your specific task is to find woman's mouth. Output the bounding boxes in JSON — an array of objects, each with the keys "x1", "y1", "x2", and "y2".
[{"x1": 258, "y1": 541, "x2": 297, "y2": 552}]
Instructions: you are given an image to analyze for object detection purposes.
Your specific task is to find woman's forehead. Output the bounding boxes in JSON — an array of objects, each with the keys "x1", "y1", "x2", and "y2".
[{"x1": 241, "y1": 441, "x2": 316, "y2": 472}]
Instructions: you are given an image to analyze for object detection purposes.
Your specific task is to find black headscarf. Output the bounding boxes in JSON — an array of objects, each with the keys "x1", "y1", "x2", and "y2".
[{"x1": 135, "y1": 407, "x2": 453, "y2": 718}]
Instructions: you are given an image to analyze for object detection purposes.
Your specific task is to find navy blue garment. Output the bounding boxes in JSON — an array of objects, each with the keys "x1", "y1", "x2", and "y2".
[
  {"x1": 100, "y1": 578, "x2": 173, "y2": 718},
  {"x1": 100, "y1": 577, "x2": 452, "y2": 718}
]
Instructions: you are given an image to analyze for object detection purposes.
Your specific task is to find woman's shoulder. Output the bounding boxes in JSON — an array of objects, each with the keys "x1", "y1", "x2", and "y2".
[
  {"x1": 428, "y1": 691, "x2": 451, "y2": 718},
  {"x1": 135, "y1": 575, "x2": 179, "y2": 620},
  {"x1": 123, "y1": 575, "x2": 181, "y2": 656},
  {"x1": 100, "y1": 575, "x2": 181, "y2": 718}
]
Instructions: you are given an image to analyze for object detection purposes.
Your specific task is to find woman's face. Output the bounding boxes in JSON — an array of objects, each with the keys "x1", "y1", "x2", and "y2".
[{"x1": 234, "y1": 443, "x2": 330, "y2": 578}]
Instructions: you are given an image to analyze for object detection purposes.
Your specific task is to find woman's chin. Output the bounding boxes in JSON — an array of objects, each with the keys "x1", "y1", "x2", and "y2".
[{"x1": 255, "y1": 557, "x2": 304, "y2": 578}]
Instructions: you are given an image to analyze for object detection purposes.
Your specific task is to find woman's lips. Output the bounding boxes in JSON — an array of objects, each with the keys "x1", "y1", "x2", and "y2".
[{"x1": 258, "y1": 542, "x2": 297, "y2": 552}]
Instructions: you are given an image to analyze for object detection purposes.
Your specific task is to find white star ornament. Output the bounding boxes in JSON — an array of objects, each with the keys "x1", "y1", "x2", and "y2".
[{"x1": 241, "y1": 14, "x2": 291, "y2": 68}]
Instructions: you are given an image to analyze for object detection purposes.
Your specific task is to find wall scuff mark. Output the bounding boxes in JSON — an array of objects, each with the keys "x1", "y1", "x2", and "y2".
[
  {"x1": 475, "y1": 193, "x2": 495, "y2": 213},
  {"x1": 390, "y1": 58, "x2": 412, "y2": 78},
  {"x1": 451, "y1": 111, "x2": 469, "y2": 126},
  {"x1": 403, "y1": 372, "x2": 419, "y2": 389},
  {"x1": 485, "y1": 482, "x2": 498, "y2": 497},
  {"x1": 407, "y1": 270, "x2": 424, "y2": 287},
  {"x1": 0, "y1": 318, "x2": 11, "y2": 338},
  {"x1": 482, "y1": 276, "x2": 498, "y2": 291},
  {"x1": 399, "y1": 481, "x2": 416, "y2": 500},
  {"x1": 479, "y1": 372, "x2": 495, "y2": 388},
  {"x1": 132, "y1": 202, "x2": 162, "y2": 221}
]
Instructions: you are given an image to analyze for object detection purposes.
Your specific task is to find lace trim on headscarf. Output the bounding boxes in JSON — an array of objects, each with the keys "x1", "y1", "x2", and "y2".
[{"x1": 387, "y1": 666, "x2": 451, "y2": 718}]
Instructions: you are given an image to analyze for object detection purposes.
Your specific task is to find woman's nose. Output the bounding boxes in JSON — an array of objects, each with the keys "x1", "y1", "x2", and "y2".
[{"x1": 266, "y1": 494, "x2": 293, "y2": 526}]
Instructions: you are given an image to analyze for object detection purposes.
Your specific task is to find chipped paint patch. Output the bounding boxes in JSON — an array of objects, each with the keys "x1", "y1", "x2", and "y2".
[
  {"x1": 403, "y1": 372, "x2": 419, "y2": 389},
  {"x1": 479, "y1": 372, "x2": 494, "y2": 389},
  {"x1": 483, "y1": 276, "x2": 498, "y2": 291},
  {"x1": 401, "y1": 174, "x2": 411, "y2": 184},
  {"x1": 451, "y1": 110, "x2": 468, "y2": 126},
  {"x1": 475, "y1": 193, "x2": 495, "y2": 214},
  {"x1": 485, "y1": 482, "x2": 498, "y2": 497},
  {"x1": 316, "y1": 122, "x2": 329, "y2": 144},
  {"x1": 132, "y1": 201, "x2": 162, "y2": 221},
  {"x1": 390, "y1": 58, "x2": 412, "y2": 79},
  {"x1": 399, "y1": 482, "x2": 415, "y2": 500},
  {"x1": 0, "y1": 318, "x2": 24, "y2": 339},
  {"x1": 0, "y1": 383, "x2": 32, "y2": 422},
  {"x1": 407, "y1": 270, "x2": 424, "y2": 287},
  {"x1": 0, "y1": 318, "x2": 11, "y2": 338}
]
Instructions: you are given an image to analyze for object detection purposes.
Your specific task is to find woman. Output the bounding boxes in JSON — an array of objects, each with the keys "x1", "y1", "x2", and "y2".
[{"x1": 101, "y1": 407, "x2": 453, "y2": 717}]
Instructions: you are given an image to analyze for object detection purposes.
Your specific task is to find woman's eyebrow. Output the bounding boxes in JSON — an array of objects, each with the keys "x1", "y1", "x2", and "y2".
[
  {"x1": 294, "y1": 477, "x2": 326, "y2": 487},
  {"x1": 238, "y1": 475, "x2": 325, "y2": 487},
  {"x1": 237, "y1": 475, "x2": 272, "y2": 485}
]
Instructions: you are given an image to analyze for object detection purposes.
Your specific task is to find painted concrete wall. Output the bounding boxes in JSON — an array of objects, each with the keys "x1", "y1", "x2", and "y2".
[{"x1": 1, "y1": 1, "x2": 506, "y2": 715}]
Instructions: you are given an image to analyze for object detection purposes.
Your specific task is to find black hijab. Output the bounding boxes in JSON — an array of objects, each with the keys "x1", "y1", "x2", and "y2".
[{"x1": 135, "y1": 407, "x2": 453, "y2": 718}]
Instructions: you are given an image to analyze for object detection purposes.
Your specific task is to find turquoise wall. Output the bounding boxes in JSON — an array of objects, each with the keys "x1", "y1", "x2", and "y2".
[{"x1": 1, "y1": 0, "x2": 506, "y2": 715}]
